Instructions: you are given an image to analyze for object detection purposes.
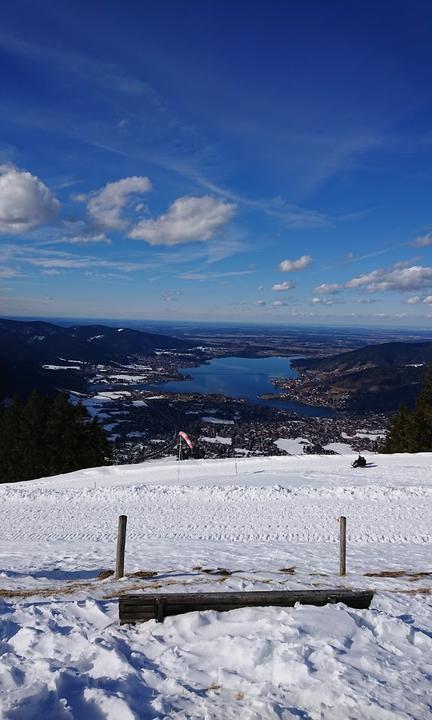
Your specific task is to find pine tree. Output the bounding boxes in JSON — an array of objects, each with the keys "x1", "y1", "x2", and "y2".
[
  {"x1": 0, "y1": 392, "x2": 111, "y2": 483},
  {"x1": 408, "y1": 367, "x2": 432, "y2": 452},
  {"x1": 382, "y1": 405, "x2": 414, "y2": 453},
  {"x1": 383, "y1": 366, "x2": 432, "y2": 453}
]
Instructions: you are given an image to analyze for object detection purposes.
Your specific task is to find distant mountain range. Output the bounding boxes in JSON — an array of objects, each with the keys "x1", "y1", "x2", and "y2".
[
  {"x1": 293, "y1": 341, "x2": 432, "y2": 412},
  {"x1": 0, "y1": 319, "x2": 194, "y2": 400},
  {"x1": 293, "y1": 341, "x2": 432, "y2": 372}
]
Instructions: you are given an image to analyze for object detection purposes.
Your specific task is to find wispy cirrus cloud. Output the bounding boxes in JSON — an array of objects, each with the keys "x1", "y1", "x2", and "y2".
[
  {"x1": 0, "y1": 32, "x2": 156, "y2": 98},
  {"x1": 179, "y1": 269, "x2": 254, "y2": 281},
  {"x1": 0, "y1": 242, "x2": 156, "y2": 275},
  {"x1": 412, "y1": 231, "x2": 432, "y2": 248}
]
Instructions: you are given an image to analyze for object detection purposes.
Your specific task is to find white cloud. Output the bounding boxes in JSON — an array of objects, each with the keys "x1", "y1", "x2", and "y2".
[
  {"x1": 68, "y1": 232, "x2": 111, "y2": 245},
  {"x1": 129, "y1": 195, "x2": 236, "y2": 246},
  {"x1": 81, "y1": 176, "x2": 152, "y2": 230},
  {"x1": 310, "y1": 296, "x2": 336, "y2": 305},
  {"x1": 272, "y1": 299, "x2": 288, "y2": 307},
  {"x1": 406, "y1": 295, "x2": 422, "y2": 305},
  {"x1": 314, "y1": 282, "x2": 340, "y2": 294},
  {"x1": 0, "y1": 164, "x2": 59, "y2": 233},
  {"x1": 272, "y1": 281, "x2": 295, "y2": 291},
  {"x1": 41, "y1": 268, "x2": 61, "y2": 276},
  {"x1": 256, "y1": 299, "x2": 266, "y2": 306},
  {"x1": 162, "y1": 290, "x2": 181, "y2": 302},
  {"x1": 412, "y1": 232, "x2": 432, "y2": 248},
  {"x1": 179, "y1": 269, "x2": 253, "y2": 281},
  {"x1": 0, "y1": 267, "x2": 19, "y2": 278},
  {"x1": 423, "y1": 296, "x2": 432, "y2": 304},
  {"x1": 278, "y1": 255, "x2": 312, "y2": 272},
  {"x1": 346, "y1": 264, "x2": 432, "y2": 292}
]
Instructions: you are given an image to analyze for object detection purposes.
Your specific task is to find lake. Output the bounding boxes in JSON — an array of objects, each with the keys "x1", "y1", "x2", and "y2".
[{"x1": 152, "y1": 355, "x2": 335, "y2": 418}]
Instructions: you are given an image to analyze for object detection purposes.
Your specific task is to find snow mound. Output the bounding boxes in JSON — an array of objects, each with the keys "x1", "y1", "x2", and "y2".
[{"x1": 1, "y1": 594, "x2": 431, "y2": 719}]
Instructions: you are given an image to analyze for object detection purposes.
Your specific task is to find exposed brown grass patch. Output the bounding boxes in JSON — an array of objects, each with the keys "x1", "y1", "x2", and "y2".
[
  {"x1": 128, "y1": 570, "x2": 158, "y2": 579},
  {"x1": 97, "y1": 570, "x2": 115, "y2": 580}
]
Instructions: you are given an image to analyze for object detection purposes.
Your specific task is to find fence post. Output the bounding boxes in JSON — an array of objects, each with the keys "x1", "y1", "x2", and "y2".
[
  {"x1": 115, "y1": 515, "x2": 127, "y2": 579},
  {"x1": 339, "y1": 516, "x2": 347, "y2": 576}
]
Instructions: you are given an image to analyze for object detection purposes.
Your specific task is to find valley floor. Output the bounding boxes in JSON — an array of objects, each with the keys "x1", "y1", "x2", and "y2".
[{"x1": 0, "y1": 454, "x2": 431, "y2": 719}]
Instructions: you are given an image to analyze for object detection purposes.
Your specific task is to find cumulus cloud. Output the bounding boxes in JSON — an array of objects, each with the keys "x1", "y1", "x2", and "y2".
[
  {"x1": 79, "y1": 176, "x2": 152, "y2": 230},
  {"x1": 310, "y1": 296, "x2": 336, "y2": 305},
  {"x1": 0, "y1": 164, "x2": 59, "y2": 234},
  {"x1": 405, "y1": 295, "x2": 432, "y2": 305},
  {"x1": 412, "y1": 232, "x2": 432, "y2": 248},
  {"x1": 314, "y1": 282, "x2": 340, "y2": 294},
  {"x1": 272, "y1": 281, "x2": 295, "y2": 292},
  {"x1": 256, "y1": 299, "x2": 266, "y2": 306},
  {"x1": 278, "y1": 255, "x2": 312, "y2": 272},
  {"x1": 346, "y1": 264, "x2": 432, "y2": 292},
  {"x1": 272, "y1": 299, "x2": 288, "y2": 307},
  {"x1": 129, "y1": 195, "x2": 236, "y2": 246}
]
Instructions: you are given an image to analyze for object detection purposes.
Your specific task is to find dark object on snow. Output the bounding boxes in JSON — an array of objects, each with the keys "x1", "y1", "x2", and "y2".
[
  {"x1": 352, "y1": 455, "x2": 367, "y2": 468},
  {"x1": 119, "y1": 589, "x2": 374, "y2": 624}
]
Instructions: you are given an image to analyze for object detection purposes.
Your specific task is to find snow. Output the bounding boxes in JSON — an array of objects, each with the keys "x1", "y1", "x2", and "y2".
[
  {"x1": 88, "y1": 334, "x2": 104, "y2": 341},
  {"x1": 324, "y1": 441, "x2": 354, "y2": 454},
  {"x1": 0, "y1": 453, "x2": 431, "y2": 719},
  {"x1": 200, "y1": 435, "x2": 232, "y2": 445},
  {"x1": 275, "y1": 437, "x2": 311, "y2": 454},
  {"x1": 202, "y1": 416, "x2": 235, "y2": 425},
  {"x1": 342, "y1": 430, "x2": 386, "y2": 441},
  {"x1": 95, "y1": 391, "x2": 131, "y2": 400},
  {"x1": 132, "y1": 400, "x2": 148, "y2": 407},
  {"x1": 42, "y1": 365, "x2": 82, "y2": 370},
  {"x1": 108, "y1": 374, "x2": 149, "y2": 382}
]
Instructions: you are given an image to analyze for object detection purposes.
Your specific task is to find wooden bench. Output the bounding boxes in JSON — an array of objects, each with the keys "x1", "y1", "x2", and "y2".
[{"x1": 119, "y1": 589, "x2": 374, "y2": 624}]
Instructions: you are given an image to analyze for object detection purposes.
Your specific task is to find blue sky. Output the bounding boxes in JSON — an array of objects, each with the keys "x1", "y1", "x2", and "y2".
[{"x1": 1, "y1": 0, "x2": 432, "y2": 326}]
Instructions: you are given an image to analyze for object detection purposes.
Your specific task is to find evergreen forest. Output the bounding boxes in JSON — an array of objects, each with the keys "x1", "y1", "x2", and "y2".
[
  {"x1": 383, "y1": 367, "x2": 432, "y2": 453},
  {"x1": 0, "y1": 392, "x2": 111, "y2": 482}
]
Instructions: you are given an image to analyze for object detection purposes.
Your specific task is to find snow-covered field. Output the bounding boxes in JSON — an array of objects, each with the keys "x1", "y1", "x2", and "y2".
[{"x1": 0, "y1": 454, "x2": 431, "y2": 719}]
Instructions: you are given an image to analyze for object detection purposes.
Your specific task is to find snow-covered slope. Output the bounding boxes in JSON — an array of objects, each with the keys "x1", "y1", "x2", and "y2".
[{"x1": 0, "y1": 454, "x2": 431, "y2": 719}]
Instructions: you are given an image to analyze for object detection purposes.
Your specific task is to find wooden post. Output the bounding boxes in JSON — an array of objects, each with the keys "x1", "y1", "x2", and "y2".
[
  {"x1": 115, "y1": 515, "x2": 127, "y2": 579},
  {"x1": 339, "y1": 516, "x2": 347, "y2": 576}
]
